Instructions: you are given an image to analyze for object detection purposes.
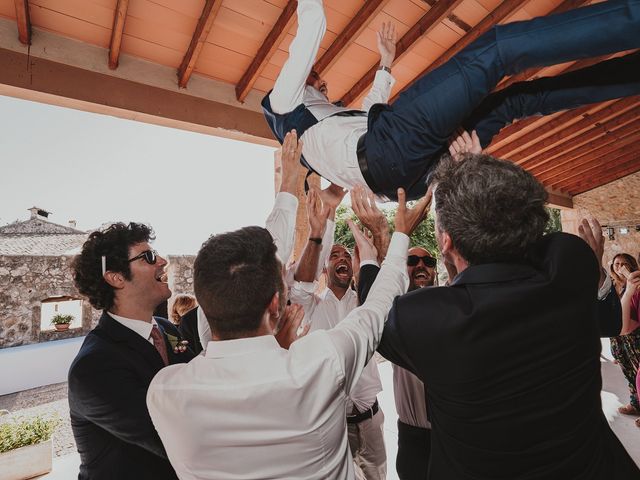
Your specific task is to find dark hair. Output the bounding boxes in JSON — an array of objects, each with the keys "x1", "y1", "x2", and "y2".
[
  {"x1": 194, "y1": 226, "x2": 283, "y2": 340},
  {"x1": 431, "y1": 154, "x2": 549, "y2": 265},
  {"x1": 72, "y1": 222, "x2": 154, "y2": 310},
  {"x1": 610, "y1": 253, "x2": 639, "y2": 284}
]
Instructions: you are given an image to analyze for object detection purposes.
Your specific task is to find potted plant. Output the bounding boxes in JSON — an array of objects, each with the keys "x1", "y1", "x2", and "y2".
[
  {"x1": 0, "y1": 411, "x2": 59, "y2": 480},
  {"x1": 50, "y1": 314, "x2": 74, "y2": 331}
]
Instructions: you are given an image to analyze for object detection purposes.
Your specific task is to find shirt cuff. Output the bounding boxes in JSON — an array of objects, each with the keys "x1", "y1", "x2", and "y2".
[
  {"x1": 597, "y1": 272, "x2": 612, "y2": 300},
  {"x1": 294, "y1": 281, "x2": 316, "y2": 294},
  {"x1": 386, "y1": 232, "x2": 410, "y2": 260},
  {"x1": 373, "y1": 69, "x2": 395, "y2": 89},
  {"x1": 360, "y1": 259, "x2": 380, "y2": 268},
  {"x1": 274, "y1": 191, "x2": 298, "y2": 212}
]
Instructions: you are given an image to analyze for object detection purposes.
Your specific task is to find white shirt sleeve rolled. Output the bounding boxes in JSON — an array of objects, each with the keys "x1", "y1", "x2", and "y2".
[{"x1": 266, "y1": 192, "x2": 298, "y2": 264}]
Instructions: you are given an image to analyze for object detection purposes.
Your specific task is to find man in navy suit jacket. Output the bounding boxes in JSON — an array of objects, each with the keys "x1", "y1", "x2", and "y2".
[
  {"x1": 68, "y1": 222, "x2": 194, "y2": 480},
  {"x1": 376, "y1": 154, "x2": 638, "y2": 479}
]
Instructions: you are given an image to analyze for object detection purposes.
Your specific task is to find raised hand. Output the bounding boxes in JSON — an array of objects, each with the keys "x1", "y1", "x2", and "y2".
[
  {"x1": 280, "y1": 129, "x2": 304, "y2": 194},
  {"x1": 578, "y1": 217, "x2": 606, "y2": 286},
  {"x1": 351, "y1": 184, "x2": 387, "y2": 236},
  {"x1": 448, "y1": 129, "x2": 481, "y2": 161},
  {"x1": 319, "y1": 183, "x2": 347, "y2": 216},
  {"x1": 306, "y1": 186, "x2": 331, "y2": 238},
  {"x1": 275, "y1": 304, "x2": 309, "y2": 349},
  {"x1": 347, "y1": 219, "x2": 377, "y2": 264},
  {"x1": 377, "y1": 22, "x2": 397, "y2": 69},
  {"x1": 395, "y1": 187, "x2": 432, "y2": 236}
]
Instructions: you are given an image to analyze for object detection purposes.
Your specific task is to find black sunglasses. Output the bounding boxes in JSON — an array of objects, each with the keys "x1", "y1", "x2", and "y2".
[
  {"x1": 407, "y1": 255, "x2": 436, "y2": 268},
  {"x1": 128, "y1": 249, "x2": 158, "y2": 265}
]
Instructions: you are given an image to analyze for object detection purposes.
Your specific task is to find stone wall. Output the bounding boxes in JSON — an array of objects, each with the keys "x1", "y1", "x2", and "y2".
[
  {"x1": 0, "y1": 254, "x2": 198, "y2": 349},
  {"x1": 560, "y1": 171, "x2": 640, "y2": 268},
  {"x1": 167, "y1": 255, "x2": 197, "y2": 316},
  {"x1": 0, "y1": 255, "x2": 99, "y2": 349}
]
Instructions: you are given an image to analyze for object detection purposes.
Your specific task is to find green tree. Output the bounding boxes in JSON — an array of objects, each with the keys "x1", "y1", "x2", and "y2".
[
  {"x1": 333, "y1": 204, "x2": 439, "y2": 256},
  {"x1": 544, "y1": 207, "x2": 562, "y2": 234},
  {"x1": 334, "y1": 204, "x2": 562, "y2": 256}
]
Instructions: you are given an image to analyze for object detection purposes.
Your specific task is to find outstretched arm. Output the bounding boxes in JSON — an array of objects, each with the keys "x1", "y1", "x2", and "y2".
[
  {"x1": 267, "y1": 130, "x2": 303, "y2": 264},
  {"x1": 270, "y1": 0, "x2": 326, "y2": 114},
  {"x1": 361, "y1": 22, "x2": 397, "y2": 111}
]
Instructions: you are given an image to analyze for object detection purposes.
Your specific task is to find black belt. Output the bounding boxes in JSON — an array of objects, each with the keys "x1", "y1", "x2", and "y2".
[
  {"x1": 346, "y1": 399, "x2": 379, "y2": 424},
  {"x1": 356, "y1": 134, "x2": 381, "y2": 194}
]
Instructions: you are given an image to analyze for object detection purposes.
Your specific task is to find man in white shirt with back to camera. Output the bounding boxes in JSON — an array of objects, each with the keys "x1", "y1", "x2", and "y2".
[{"x1": 146, "y1": 183, "x2": 429, "y2": 479}]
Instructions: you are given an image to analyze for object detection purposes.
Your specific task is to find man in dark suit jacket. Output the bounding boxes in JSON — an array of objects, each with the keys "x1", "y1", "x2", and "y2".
[
  {"x1": 177, "y1": 307, "x2": 203, "y2": 355},
  {"x1": 68, "y1": 222, "x2": 194, "y2": 480},
  {"x1": 376, "y1": 154, "x2": 638, "y2": 479}
]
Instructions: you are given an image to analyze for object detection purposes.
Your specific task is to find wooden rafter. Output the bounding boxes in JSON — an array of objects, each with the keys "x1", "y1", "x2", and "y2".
[
  {"x1": 340, "y1": 0, "x2": 465, "y2": 107},
  {"x1": 313, "y1": 0, "x2": 389, "y2": 76},
  {"x1": 528, "y1": 105, "x2": 640, "y2": 176},
  {"x1": 388, "y1": 0, "x2": 528, "y2": 105},
  {"x1": 13, "y1": 0, "x2": 31, "y2": 45},
  {"x1": 568, "y1": 161, "x2": 640, "y2": 195},
  {"x1": 235, "y1": 1, "x2": 297, "y2": 102},
  {"x1": 557, "y1": 148, "x2": 640, "y2": 193},
  {"x1": 545, "y1": 132, "x2": 640, "y2": 187},
  {"x1": 499, "y1": 98, "x2": 638, "y2": 163},
  {"x1": 178, "y1": 0, "x2": 223, "y2": 89},
  {"x1": 108, "y1": 0, "x2": 129, "y2": 70}
]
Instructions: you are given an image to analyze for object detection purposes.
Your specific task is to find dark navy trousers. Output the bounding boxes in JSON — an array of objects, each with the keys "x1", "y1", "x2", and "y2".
[{"x1": 363, "y1": 0, "x2": 640, "y2": 200}]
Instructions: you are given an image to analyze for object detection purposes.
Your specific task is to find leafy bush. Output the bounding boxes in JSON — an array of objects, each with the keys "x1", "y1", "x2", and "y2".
[
  {"x1": 0, "y1": 411, "x2": 60, "y2": 453},
  {"x1": 50, "y1": 314, "x2": 74, "y2": 325}
]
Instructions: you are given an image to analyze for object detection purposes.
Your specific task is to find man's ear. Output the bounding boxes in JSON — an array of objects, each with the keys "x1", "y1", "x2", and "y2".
[
  {"x1": 439, "y1": 230, "x2": 454, "y2": 257},
  {"x1": 103, "y1": 271, "x2": 126, "y2": 289},
  {"x1": 267, "y1": 292, "x2": 280, "y2": 318}
]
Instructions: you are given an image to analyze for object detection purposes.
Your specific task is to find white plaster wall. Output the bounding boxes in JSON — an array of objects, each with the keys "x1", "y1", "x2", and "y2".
[{"x1": 0, "y1": 337, "x2": 85, "y2": 396}]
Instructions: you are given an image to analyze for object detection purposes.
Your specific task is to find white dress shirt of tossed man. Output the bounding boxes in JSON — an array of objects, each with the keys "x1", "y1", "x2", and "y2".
[
  {"x1": 263, "y1": 0, "x2": 396, "y2": 197},
  {"x1": 288, "y1": 186, "x2": 387, "y2": 479},
  {"x1": 146, "y1": 187, "x2": 431, "y2": 479}
]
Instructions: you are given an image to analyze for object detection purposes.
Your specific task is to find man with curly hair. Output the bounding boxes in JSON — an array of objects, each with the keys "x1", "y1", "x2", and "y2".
[{"x1": 68, "y1": 222, "x2": 194, "y2": 480}]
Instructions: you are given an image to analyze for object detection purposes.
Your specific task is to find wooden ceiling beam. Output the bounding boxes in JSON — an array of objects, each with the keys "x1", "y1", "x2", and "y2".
[
  {"x1": 539, "y1": 126, "x2": 640, "y2": 186},
  {"x1": 490, "y1": 105, "x2": 595, "y2": 160},
  {"x1": 531, "y1": 111, "x2": 640, "y2": 177},
  {"x1": 178, "y1": 0, "x2": 224, "y2": 89},
  {"x1": 536, "y1": 135, "x2": 638, "y2": 188},
  {"x1": 108, "y1": 0, "x2": 129, "y2": 70},
  {"x1": 561, "y1": 154, "x2": 640, "y2": 194},
  {"x1": 340, "y1": 0, "x2": 466, "y2": 106},
  {"x1": 313, "y1": 0, "x2": 389, "y2": 76},
  {"x1": 501, "y1": 97, "x2": 639, "y2": 164},
  {"x1": 388, "y1": 0, "x2": 528, "y2": 105},
  {"x1": 235, "y1": 1, "x2": 297, "y2": 101},
  {"x1": 13, "y1": 0, "x2": 31, "y2": 45}
]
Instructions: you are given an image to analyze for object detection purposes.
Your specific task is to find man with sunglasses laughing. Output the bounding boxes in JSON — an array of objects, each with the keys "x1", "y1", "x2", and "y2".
[{"x1": 68, "y1": 222, "x2": 195, "y2": 480}]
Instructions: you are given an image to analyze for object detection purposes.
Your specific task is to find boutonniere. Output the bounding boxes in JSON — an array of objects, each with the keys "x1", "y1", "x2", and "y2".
[{"x1": 166, "y1": 334, "x2": 189, "y2": 354}]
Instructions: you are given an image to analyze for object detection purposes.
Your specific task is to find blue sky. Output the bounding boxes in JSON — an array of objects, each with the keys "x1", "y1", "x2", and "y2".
[{"x1": 0, "y1": 94, "x2": 278, "y2": 255}]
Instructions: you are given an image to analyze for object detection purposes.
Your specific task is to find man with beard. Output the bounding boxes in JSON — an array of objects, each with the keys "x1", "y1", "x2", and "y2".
[
  {"x1": 289, "y1": 186, "x2": 390, "y2": 479},
  {"x1": 354, "y1": 186, "x2": 437, "y2": 479},
  {"x1": 359, "y1": 248, "x2": 437, "y2": 479}
]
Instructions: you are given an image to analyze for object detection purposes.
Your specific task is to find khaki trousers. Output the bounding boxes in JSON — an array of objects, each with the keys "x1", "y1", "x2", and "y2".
[{"x1": 347, "y1": 407, "x2": 386, "y2": 480}]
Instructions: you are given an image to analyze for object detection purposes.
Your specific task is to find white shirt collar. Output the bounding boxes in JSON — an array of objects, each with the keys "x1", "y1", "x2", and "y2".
[
  {"x1": 108, "y1": 312, "x2": 157, "y2": 342},
  {"x1": 205, "y1": 335, "x2": 280, "y2": 359}
]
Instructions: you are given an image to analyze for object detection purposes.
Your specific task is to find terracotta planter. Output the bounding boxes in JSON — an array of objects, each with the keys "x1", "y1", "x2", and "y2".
[
  {"x1": 0, "y1": 439, "x2": 53, "y2": 480},
  {"x1": 54, "y1": 324, "x2": 70, "y2": 332}
]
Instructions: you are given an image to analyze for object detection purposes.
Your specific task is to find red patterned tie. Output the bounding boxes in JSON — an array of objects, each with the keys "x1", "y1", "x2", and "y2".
[{"x1": 150, "y1": 324, "x2": 169, "y2": 366}]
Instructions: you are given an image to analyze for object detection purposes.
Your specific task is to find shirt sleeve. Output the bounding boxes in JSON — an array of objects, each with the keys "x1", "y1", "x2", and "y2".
[
  {"x1": 597, "y1": 272, "x2": 612, "y2": 300},
  {"x1": 361, "y1": 69, "x2": 395, "y2": 112},
  {"x1": 265, "y1": 192, "x2": 298, "y2": 264},
  {"x1": 289, "y1": 281, "x2": 318, "y2": 319},
  {"x1": 197, "y1": 307, "x2": 212, "y2": 352},
  {"x1": 326, "y1": 232, "x2": 409, "y2": 395},
  {"x1": 269, "y1": 0, "x2": 326, "y2": 114}
]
